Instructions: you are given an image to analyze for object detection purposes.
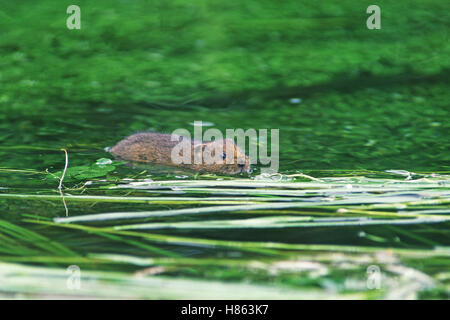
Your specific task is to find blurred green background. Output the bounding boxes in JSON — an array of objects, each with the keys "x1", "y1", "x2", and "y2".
[
  {"x1": 0, "y1": 0, "x2": 449, "y2": 300},
  {"x1": 0, "y1": 0, "x2": 448, "y2": 173}
]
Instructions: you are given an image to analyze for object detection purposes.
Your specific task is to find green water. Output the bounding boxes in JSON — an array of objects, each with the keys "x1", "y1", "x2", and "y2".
[{"x1": 0, "y1": 0, "x2": 449, "y2": 299}]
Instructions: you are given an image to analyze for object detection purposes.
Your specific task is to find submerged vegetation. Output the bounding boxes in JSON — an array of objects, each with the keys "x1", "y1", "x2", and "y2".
[
  {"x1": 1, "y1": 168, "x2": 449, "y2": 299},
  {"x1": 0, "y1": 0, "x2": 449, "y2": 299}
]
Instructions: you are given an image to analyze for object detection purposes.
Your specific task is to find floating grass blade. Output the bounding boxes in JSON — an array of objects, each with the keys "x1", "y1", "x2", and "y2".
[
  {"x1": 0, "y1": 220, "x2": 77, "y2": 257},
  {"x1": 0, "y1": 193, "x2": 277, "y2": 204},
  {"x1": 53, "y1": 195, "x2": 450, "y2": 224},
  {"x1": 113, "y1": 216, "x2": 450, "y2": 231},
  {"x1": 0, "y1": 262, "x2": 363, "y2": 299},
  {"x1": 23, "y1": 219, "x2": 450, "y2": 257}
]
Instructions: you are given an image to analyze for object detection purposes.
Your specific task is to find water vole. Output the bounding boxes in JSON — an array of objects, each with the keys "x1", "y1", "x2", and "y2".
[{"x1": 109, "y1": 132, "x2": 250, "y2": 175}]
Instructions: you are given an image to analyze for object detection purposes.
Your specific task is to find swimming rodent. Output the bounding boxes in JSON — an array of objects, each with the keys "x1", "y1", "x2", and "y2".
[{"x1": 109, "y1": 132, "x2": 250, "y2": 175}]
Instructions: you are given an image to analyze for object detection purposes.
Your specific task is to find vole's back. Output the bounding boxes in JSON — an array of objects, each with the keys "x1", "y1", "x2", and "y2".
[{"x1": 110, "y1": 132, "x2": 178, "y2": 163}]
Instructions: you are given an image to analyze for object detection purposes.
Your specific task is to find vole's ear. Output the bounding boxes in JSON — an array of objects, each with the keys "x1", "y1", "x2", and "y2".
[
  {"x1": 223, "y1": 138, "x2": 235, "y2": 144},
  {"x1": 223, "y1": 139, "x2": 238, "y2": 150},
  {"x1": 222, "y1": 139, "x2": 237, "y2": 154},
  {"x1": 171, "y1": 134, "x2": 185, "y2": 142}
]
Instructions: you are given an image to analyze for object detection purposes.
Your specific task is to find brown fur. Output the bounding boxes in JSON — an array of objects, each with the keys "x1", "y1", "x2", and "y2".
[{"x1": 110, "y1": 132, "x2": 250, "y2": 175}]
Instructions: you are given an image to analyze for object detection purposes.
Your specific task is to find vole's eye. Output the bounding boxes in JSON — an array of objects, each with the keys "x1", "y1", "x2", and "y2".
[{"x1": 222, "y1": 152, "x2": 227, "y2": 160}]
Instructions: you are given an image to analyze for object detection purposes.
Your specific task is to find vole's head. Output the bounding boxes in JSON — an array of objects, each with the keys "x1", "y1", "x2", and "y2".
[{"x1": 193, "y1": 139, "x2": 250, "y2": 175}]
